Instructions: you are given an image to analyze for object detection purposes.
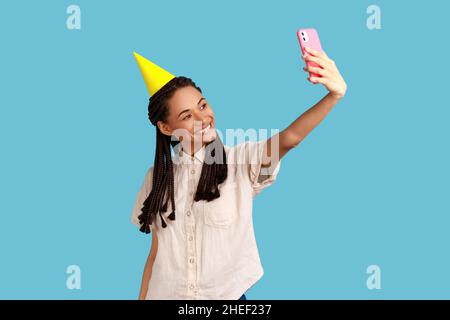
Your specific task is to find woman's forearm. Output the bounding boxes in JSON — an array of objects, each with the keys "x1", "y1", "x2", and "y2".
[
  {"x1": 262, "y1": 93, "x2": 342, "y2": 171},
  {"x1": 138, "y1": 256, "x2": 155, "y2": 300},
  {"x1": 281, "y1": 93, "x2": 341, "y2": 149}
]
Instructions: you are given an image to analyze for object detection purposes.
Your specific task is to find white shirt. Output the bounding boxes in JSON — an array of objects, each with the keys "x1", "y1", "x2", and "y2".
[{"x1": 130, "y1": 140, "x2": 281, "y2": 300}]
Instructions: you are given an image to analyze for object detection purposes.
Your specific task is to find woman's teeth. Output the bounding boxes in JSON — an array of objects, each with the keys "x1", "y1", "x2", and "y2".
[{"x1": 199, "y1": 124, "x2": 211, "y2": 134}]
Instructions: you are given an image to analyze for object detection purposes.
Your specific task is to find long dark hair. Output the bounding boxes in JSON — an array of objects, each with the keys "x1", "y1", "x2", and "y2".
[{"x1": 138, "y1": 76, "x2": 228, "y2": 233}]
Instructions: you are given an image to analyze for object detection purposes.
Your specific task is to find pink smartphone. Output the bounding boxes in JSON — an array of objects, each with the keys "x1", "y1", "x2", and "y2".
[{"x1": 297, "y1": 28, "x2": 323, "y2": 78}]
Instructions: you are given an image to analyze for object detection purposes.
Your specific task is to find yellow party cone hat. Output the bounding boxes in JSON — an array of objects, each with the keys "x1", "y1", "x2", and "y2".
[{"x1": 133, "y1": 51, "x2": 175, "y2": 96}]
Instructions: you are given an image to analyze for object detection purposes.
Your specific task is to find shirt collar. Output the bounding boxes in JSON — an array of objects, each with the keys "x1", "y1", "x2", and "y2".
[{"x1": 173, "y1": 144, "x2": 206, "y2": 165}]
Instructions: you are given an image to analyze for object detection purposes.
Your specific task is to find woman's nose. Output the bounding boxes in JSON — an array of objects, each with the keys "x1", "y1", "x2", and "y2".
[{"x1": 193, "y1": 111, "x2": 207, "y2": 124}]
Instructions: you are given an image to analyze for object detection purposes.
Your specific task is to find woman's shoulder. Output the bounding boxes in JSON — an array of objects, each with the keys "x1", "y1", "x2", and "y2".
[{"x1": 225, "y1": 140, "x2": 264, "y2": 164}]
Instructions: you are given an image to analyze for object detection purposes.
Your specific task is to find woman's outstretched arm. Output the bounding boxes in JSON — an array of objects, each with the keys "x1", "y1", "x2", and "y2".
[{"x1": 262, "y1": 46, "x2": 348, "y2": 171}]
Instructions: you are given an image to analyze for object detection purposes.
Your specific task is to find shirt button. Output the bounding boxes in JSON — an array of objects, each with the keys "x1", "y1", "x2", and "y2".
[
  {"x1": 186, "y1": 210, "x2": 191, "y2": 216},
  {"x1": 189, "y1": 258, "x2": 194, "y2": 264},
  {"x1": 191, "y1": 169, "x2": 195, "y2": 175},
  {"x1": 189, "y1": 236, "x2": 193, "y2": 241},
  {"x1": 189, "y1": 191, "x2": 193, "y2": 196},
  {"x1": 189, "y1": 284, "x2": 194, "y2": 290}
]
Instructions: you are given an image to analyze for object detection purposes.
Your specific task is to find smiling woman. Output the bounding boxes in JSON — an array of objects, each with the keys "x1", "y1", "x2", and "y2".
[
  {"x1": 131, "y1": 42, "x2": 346, "y2": 299},
  {"x1": 131, "y1": 52, "x2": 282, "y2": 300}
]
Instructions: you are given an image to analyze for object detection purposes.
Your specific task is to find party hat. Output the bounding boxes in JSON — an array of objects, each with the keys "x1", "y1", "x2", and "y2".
[{"x1": 133, "y1": 51, "x2": 175, "y2": 96}]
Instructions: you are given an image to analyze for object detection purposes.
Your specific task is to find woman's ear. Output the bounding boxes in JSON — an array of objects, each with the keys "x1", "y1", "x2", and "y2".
[{"x1": 157, "y1": 120, "x2": 173, "y2": 137}]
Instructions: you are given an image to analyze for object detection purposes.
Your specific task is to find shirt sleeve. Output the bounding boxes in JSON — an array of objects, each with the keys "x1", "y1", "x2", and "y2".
[
  {"x1": 130, "y1": 166, "x2": 154, "y2": 231},
  {"x1": 237, "y1": 140, "x2": 282, "y2": 197}
]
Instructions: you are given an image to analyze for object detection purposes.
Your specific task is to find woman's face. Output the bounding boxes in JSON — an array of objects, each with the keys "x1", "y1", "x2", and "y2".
[{"x1": 157, "y1": 86, "x2": 217, "y2": 153}]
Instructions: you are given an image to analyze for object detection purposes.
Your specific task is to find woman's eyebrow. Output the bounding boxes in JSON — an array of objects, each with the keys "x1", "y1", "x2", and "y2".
[{"x1": 177, "y1": 97, "x2": 205, "y2": 118}]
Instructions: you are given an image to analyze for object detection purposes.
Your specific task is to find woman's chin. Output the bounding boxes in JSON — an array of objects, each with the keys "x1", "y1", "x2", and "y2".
[{"x1": 202, "y1": 129, "x2": 217, "y2": 144}]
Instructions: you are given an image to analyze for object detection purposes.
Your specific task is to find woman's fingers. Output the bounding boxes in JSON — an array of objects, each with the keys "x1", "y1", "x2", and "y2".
[
  {"x1": 305, "y1": 54, "x2": 335, "y2": 71},
  {"x1": 304, "y1": 46, "x2": 327, "y2": 59},
  {"x1": 304, "y1": 54, "x2": 322, "y2": 65},
  {"x1": 308, "y1": 76, "x2": 328, "y2": 85},
  {"x1": 303, "y1": 66, "x2": 329, "y2": 77},
  {"x1": 304, "y1": 47, "x2": 334, "y2": 65},
  {"x1": 304, "y1": 55, "x2": 331, "y2": 70},
  {"x1": 304, "y1": 46, "x2": 319, "y2": 56}
]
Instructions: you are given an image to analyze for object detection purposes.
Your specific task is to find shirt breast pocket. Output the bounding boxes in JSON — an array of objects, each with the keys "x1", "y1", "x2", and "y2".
[{"x1": 203, "y1": 183, "x2": 238, "y2": 229}]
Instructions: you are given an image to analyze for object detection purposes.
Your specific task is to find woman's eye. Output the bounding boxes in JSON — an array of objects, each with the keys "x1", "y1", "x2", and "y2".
[
  {"x1": 183, "y1": 114, "x2": 192, "y2": 120},
  {"x1": 200, "y1": 104, "x2": 207, "y2": 110}
]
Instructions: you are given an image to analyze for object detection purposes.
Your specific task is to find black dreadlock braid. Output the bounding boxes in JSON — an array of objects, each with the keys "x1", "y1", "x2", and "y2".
[{"x1": 138, "y1": 76, "x2": 228, "y2": 234}]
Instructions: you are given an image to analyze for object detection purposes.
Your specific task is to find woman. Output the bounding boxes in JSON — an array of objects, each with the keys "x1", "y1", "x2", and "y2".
[{"x1": 131, "y1": 46, "x2": 347, "y2": 300}]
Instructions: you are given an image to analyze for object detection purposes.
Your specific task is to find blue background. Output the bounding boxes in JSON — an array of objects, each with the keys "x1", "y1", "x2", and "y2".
[{"x1": 1, "y1": 0, "x2": 449, "y2": 299}]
